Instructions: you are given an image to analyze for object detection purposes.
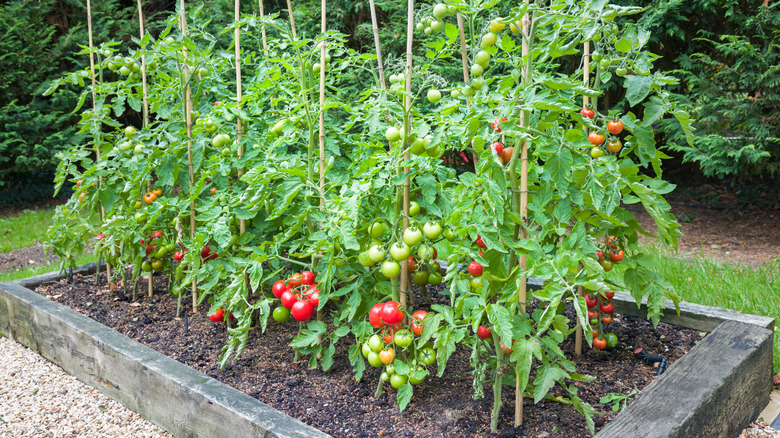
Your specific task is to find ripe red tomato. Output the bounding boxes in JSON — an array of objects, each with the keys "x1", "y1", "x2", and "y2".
[
  {"x1": 501, "y1": 146, "x2": 514, "y2": 164},
  {"x1": 272, "y1": 280, "x2": 288, "y2": 298},
  {"x1": 593, "y1": 337, "x2": 607, "y2": 350},
  {"x1": 475, "y1": 235, "x2": 486, "y2": 249},
  {"x1": 369, "y1": 303, "x2": 385, "y2": 328},
  {"x1": 609, "y1": 250, "x2": 624, "y2": 262},
  {"x1": 492, "y1": 142, "x2": 503, "y2": 155},
  {"x1": 580, "y1": 108, "x2": 595, "y2": 119},
  {"x1": 602, "y1": 315, "x2": 612, "y2": 324},
  {"x1": 381, "y1": 301, "x2": 405, "y2": 325},
  {"x1": 382, "y1": 325, "x2": 399, "y2": 343},
  {"x1": 600, "y1": 301, "x2": 615, "y2": 315},
  {"x1": 585, "y1": 293, "x2": 597, "y2": 308},
  {"x1": 491, "y1": 117, "x2": 508, "y2": 132},
  {"x1": 209, "y1": 308, "x2": 225, "y2": 322},
  {"x1": 301, "y1": 271, "x2": 316, "y2": 285},
  {"x1": 280, "y1": 290, "x2": 297, "y2": 310},
  {"x1": 596, "y1": 250, "x2": 603, "y2": 260},
  {"x1": 477, "y1": 325, "x2": 491, "y2": 339},
  {"x1": 468, "y1": 261, "x2": 483, "y2": 276},
  {"x1": 588, "y1": 131, "x2": 605, "y2": 146},
  {"x1": 291, "y1": 300, "x2": 314, "y2": 321},
  {"x1": 288, "y1": 273, "x2": 302, "y2": 288},
  {"x1": 173, "y1": 249, "x2": 188, "y2": 262},
  {"x1": 587, "y1": 309, "x2": 598, "y2": 320},
  {"x1": 607, "y1": 120, "x2": 624, "y2": 135},
  {"x1": 605, "y1": 235, "x2": 619, "y2": 250},
  {"x1": 410, "y1": 310, "x2": 427, "y2": 336},
  {"x1": 407, "y1": 256, "x2": 419, "y2": 272},
  {"x1": 604, "y1": 291, "x2": 615, "y2": 300},
  {"x1": 96, "y1": 233, "x2": 105, "y2": 240}
]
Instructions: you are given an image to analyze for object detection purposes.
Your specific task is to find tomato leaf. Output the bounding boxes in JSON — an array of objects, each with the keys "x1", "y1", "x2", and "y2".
[
  {"x1": 624, "y1": 75, "x2": 654, "y2": 107},
  {"x1": 397, "y1": 383, "x2": 414, "y2": 412},
  {"x1": 533, "y1": 363, "x2": 568, "y2": 404}
]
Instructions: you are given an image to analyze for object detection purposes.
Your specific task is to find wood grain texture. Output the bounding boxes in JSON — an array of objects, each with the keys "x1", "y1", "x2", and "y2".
[
  {"x1": 0, "y1": 281, "x2": 331, "y2": 438},
  {"x1": 597, "y1": 320, "x2": 773, "y2": 438}
]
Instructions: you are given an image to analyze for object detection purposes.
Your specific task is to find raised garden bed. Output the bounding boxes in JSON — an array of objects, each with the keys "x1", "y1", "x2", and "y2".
[{"x1": 0, "y1": 266, "x2": 774, "y2": 438}]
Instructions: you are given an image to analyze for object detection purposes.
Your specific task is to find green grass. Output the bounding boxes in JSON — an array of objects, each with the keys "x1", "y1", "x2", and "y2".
[
  {"x1": 650, "y1": 250, "x2": 780, "y2": 374},
  {"x1": 0, "y1": 254, "x2": 95, "y2": 283},
  {"x1": 0, "y1": 207, "x2": 59, "y2": 252}
]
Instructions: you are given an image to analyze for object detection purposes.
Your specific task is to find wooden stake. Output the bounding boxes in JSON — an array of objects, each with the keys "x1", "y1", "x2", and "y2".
[
  {"x1": 285, "y1": 0, "x2": 297, "y2": 38},
  {"x1": 316, "y1": 0, "x2": 327, "y2": 325},
  {"x1": 258, "y1": 0, "x2": 268, "y2": 54},
  {"x1": 180, "y1": 0, "x2": 198, "y2": 312},
  {"x1": 399, "y1": 0, "x2": 414, "y2": 309},
  {"x1": 235, "y1": 0, "x2": 246, "y2": 237},
  {"x1": 575, "y1": 41, "x2": 590, "y2": 357},
  {"x1": 515, "y1": 1, "x2": 530, "y2": 428},
  {"x1": 456, "y1": 13, "x2": 478, "y2": 165},
  {"x1": 368, "y1": 0, "x2": 386, "y2": 88}
]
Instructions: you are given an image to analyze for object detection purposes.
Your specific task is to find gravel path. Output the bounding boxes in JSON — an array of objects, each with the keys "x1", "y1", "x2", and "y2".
[{"x1": 0, "y1": 336, "x2": 172, "y2": 438}]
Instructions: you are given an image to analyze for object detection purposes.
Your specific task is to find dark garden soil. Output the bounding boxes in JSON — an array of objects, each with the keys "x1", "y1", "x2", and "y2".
[{"x1": 36, "y1": 271, "x2": 704, "y2": 438}]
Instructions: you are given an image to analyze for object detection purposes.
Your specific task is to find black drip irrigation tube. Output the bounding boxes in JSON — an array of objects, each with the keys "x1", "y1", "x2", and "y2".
[{"x1": 634, "y1": 347, "x2": 668, "y2": 376}]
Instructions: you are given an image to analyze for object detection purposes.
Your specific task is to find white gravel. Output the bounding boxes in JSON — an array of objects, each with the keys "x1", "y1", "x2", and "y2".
[{"x1": 0, "y1": 336, "x2": 172, "y2": 438}]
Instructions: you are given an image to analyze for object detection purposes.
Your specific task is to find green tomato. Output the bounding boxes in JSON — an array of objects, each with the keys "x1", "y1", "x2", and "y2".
[
  {"x1": 616, "y1": 67, "x2": 628, "y2": 77},
  {"x1": 432, "y1": 3, "x2": 449, "y2": 19},
  {"x1": 393, "y1": 329, "x2": 413, "y2": 348},
  {"x1": 141, "y1": 260, "x2": 152, "y2": 272},
  {"x1": 422, "y1": 222, "x2": 442, "y2": 240},
  {"x1": 385, "y1": 126, "x2": 401, "y2": 142},
  {"x1": 410, "y1": 137, "x2": 427, "y2": 155},
  {"x1": 367, "y1": 351, "x2": 384, "y2": 368},
  {"x1": 592, "y1": 52, "x2": 603, "y2": 63},
  {"x1": 389, "y1": 242, "x2": 411, "y2": 261},
  {"x1": 418, "y1": 347, "x2": 436, "y2": 366},
  {"x1": 408, "y1": 201, "x2": 420, "y2": 217},
  {"x1": 410, "y1": 369, "x2": 427, "y2": 385},
  {"x1": 369, "y1": 222, "x2": 385, "y2": 238},
  {"x1": 444, "y1": 228, "x2": 456, "y2": 242},
  {"x1": 591, "y1": 147, "x2": 605, "y2": 158},
  {"x1": 362, "y1": 342, "x2": 372, "y2": 358},
  {"x1": 390, "y1": 373, "x2": 408, "y2": 389},
  {"x1": 428, "y1": 271, "x2": 442, "y2": 286},
  {"x1": 402, "y1": 227, "x2": 423, "y2": 246},
  {"x1": 273, "y1": 306, "x2": 290, "y2": 322},
  {"x1": 427, "y1": 89, "x2": 442, "y2": 103},
  {"x1": 471, "y1": 77, "x2": 485, "y2": 91},
  {"x1": 381, "y1": 260, "x2": 401, "y2": 278},
  {"x1": 380, "y1": 371, "x2": 391, "y2": 382},
  {"x1": 359, "y1": 251, "x2": 375, "y2": 267},
  {"x1": 412, "y1": 270, "x2": 429, "y2": 286},
  {"x1": 430, "y1": 20, "x2": 444, "y2": 32},
  {"x1": 368, "y1": 334, "x2": 383, "y2": 353},
  {"x1": 470, "y1": 64, "x2": 484, "y2": 77},
  {"x1": 605, "y1": 332, "x2": 619, "y2": 349},
  {"x1": 476, "y1": 50, "x2": 490, "y2": 67},
  {"x1": 470, "y1": 277, "x2": 484, "y2": 291},
  {"x1": 417, "y1": 244, "x2": 433, "y2": 260},
  {"x1": 368, "y1": 245, "x2": 386, "y2": 264},
  {"x1": 125, "y1": 126, "x2": 138, "y2": 137},
  {"x1": 480, "y1": 32, "x2": 498, "y2": 49},
  {"x1": 451, "y1": 89, "x2": 461, "y2": 98}
]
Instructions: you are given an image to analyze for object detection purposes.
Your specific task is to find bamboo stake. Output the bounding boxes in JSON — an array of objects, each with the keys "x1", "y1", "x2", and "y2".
[
  {"x1": 514, "y1": 1, "x2": 530, "y2": 428},
  {"x1": 399, "y1": 0, "x2": 414, "y2": 309},
  {"x1": 368, "y1": 0, "x2": 386, "y2": 89},
  {"x1": 180, "y1": 0, "x2": 198, "y2": 312},
  {"x1": 258, "y1": 0, "x2": 268, "y2": 54},
  {"x1": 235, "y1": 0, "x2": 245, "y2": 237},
  {"x1": 456, "y1": 13, "x2": 479, "y2": 166},
  {"x1": 285, "y1": 0, "x2": 297, "y2": 38},
  {"x1": 575, "y1": 41, "x2": 590, "y2": 357},
  {"x1": 86, "y1": 0, "x2": 108, "y2": 283},
  {"x1": 316, "y1": 0, "x2": 327, "y2": 325}
]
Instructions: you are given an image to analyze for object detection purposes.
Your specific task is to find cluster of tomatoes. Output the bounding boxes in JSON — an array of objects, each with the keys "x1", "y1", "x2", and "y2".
[
  {"x1": 270, "y1": 271, "x2": 320, "y2": 323},
  {"x1": 357, "y1": 209, "x2": 453, "y2": 288},
  {"x1": 597, "y1": 235, "x2": 625, "y2": 272},
  {"x1": 362, "y1": 303, "x2": 434, "y2": 389},
  {"x1": 585, "y1": 290, "x2": 618, "y2": 350},
  {"x1": 582, "y1": 109, "x2": 625, "y2": 159},
  {"x1": 209, "y1": 307, "x2": 235, "y2": 323},
  {"x1": 139, "y1": 231, "x2": 175, "y2": 272}
]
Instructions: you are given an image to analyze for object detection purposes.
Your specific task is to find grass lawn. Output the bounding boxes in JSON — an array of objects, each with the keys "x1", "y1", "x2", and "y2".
[
  {"x1": 0, "y1": 207, "x2": 59, "y2": 252},
  {"x1": 0, "y1": 254, "x2": 95, "y2": 283},
  {"x1": 650, "y1": 250, "x2": 780, "y2": 374}
]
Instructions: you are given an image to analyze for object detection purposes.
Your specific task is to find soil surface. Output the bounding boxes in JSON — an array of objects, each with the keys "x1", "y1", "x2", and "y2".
[{"x1": 37, "y1": 271, "x2": 704, "y2": 438}]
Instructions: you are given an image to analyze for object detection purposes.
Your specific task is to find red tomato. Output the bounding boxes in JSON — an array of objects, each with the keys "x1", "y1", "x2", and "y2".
[
  {"x1": 491, "y1": 117, "x2": 508, "y2": 132},
  {"x1": 580, "y1": 108, "x2": 595, "y2": 119},
  {"x1": 593, "y1": 337, "x2": 607, "y2": 350},
  {"x1": 369, "y1": 303, "x2": 385, "y2": 328},
  {"x1": 468, "y1": 261, "x2": 483, "y2": 276},
  {"x1": 609, "y1": 250, "x2": 624, "y2": 262},
  {"x1": 492, "y1": 142, "x2": 504, "y2": 155},
  {"x1": 288, "y1": 273, "x2": 302, "y2": 288},
  {"x1": 381, "y1": 301, "x2": 405, "y2": 325},
  {"x1": 605, "y1": 235, "x2": 619, "y2": 250},
  {"x1": 280, "y1": 290, "x2": 297, "y2": 310},
  {"x1": 407, "y1": 256, "x2": 418, "y2": 273},
  {"x1": 477, "y1": 325, "x2": 491, "y2": 339},
  {"x1": 600, "y1": 301, "x2": 615, "y2": 315},
  {"x1": 607, "y1": 120, "x2": 624, "y2": 135},
  {"x1": 587, "y1": 309, "x2": 598, "y2": 320},
  {"x1": 209, "y1": 308, "x2": 225, "y2": 322},
  {"x1": 585, "y1": 293, "x2": 597, "y2": 308},
  {"x1": 301, "y1": 271, "x2": 316, "y2": 285},
  {"x1": 410, "y1": 310, "x2": 427, "y2": 336},
  {"x1": 96, "y1": 233, "x2": 105, "y2": 240},
  {"x1": 475, "y1": 235, "x2": 486, "y2": 249},
  {"x1": 602, "y1": 315, "x2": 612, "y2": 324},
  {"x1": 596, "y1": 250, "x2": 603, "y2": 260},
  {"x1": 588, "y1": 131, "x2": 605, "y2": 146},
  {"x1": 291, "y1": 300, "x2": 314, "y2": 321},
  {"x1": 604, "y1": 291, "x2": 615, "y2": 300},
  {"x1": 272, "y1": 280, "x2": 288, "y2": 298}
]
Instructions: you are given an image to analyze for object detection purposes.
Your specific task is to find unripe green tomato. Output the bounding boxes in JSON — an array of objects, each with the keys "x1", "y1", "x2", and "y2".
[
  {"x1": 324, "y1": 53, "x2": 331, "y2": 64},
  {"x1": 422, "y1": 221, "x2": 442, "y2": 240},
  {"x1": 385, "y1": 127, "x2": 401, "y2": 142},
  {"x1": 471, "y1": 77, "x2": 485, "y2": 90},
  {"x1": 367, "y1": 351, "x2": 384, "y2": 367},
  {"x1": 616, "y1": 67, "x2": 628, "y2": 77},
  {"x1": 408, "y1": 201, "x2": 420, "y2": 217},
  {"x1": 410, "y1": 138, "x2": 427, "y2": 155},
  {"x1": 125, "y1": 126, "x2": 138, "y2": 137},
  {"x1": 412, "y1": 270, "x2": 429, "y2": 286},
  {"x1": 359, "y1": 251, "x2": 375, "y2": 267},
  {"x1": 481, "y1": 32, "x2": 498, "y2": 49},
  {"x1": 362, "y1": 342, "x2": 372, "y2": 358},
  {"x1": 600, "y1": 59, "x2": 610, "y2": 70},
  {"x1": 470, "y1": 64, "x2": 484, "y2": 77},
  {"x1": 432, "y1": 3, "x2": 449, "y2": 19},
  {"x1": 430, "y1": 20, "x2": 444, "y2": 32},
  {"x1": 463, "y1": 86, "x2": 476, "y2": 97},
  {"x1": 381, "y1": 260, "x2": 401, "y2": 278},
  {"x1": 428, "y1": 271, "x2": 442, "y2": 286},
  {"x1": 591, "y1": 147, "x2": 605, "y2": 158},
  {"x1": 592, "y1": 52, "x2": 603, "y2": 63},
  {"x1": 409, "y1": 370, "x2": 426, "y2": 385},
  {"x1": 141, "y1": 260, "x2": 152, "y2": 272},
  {"x1": 131, "y1": 63, "x2": 141, "y2": 73},
  {"x1": 447, "y1": 5, "x2": 457, "y2": 14},
  {"x1": 368, "y1": 334, "x2": 383, "y2": 352},
  {"x1": 198, "y1": 67, "x2": 209, "y2": 77},
  {"x1": 416, "y1": 23, "x2": 425, "y2": 32},
  {"x1": 390, "y1": 373, "x2": 408, "y2": 389},
  {"x1": 424, "y1": 27, "x2": 432, "y2": 36},
  {"x1": 368, "y1": 221, "x2": 385, "y2": 239},
  {"x1": 444, "y1": 228, "x2": 455, "y2": 242},
  {"x1": 403, "y1": 227, "x2": 423, "y2": 246},
  {"x1": 426, "y1": 144, "x2": 443, "y2": 157},
  {"x1": 451, "y1": 89, "x2": 462, "y2": 98},
  {"x1": 312, "y1": 63, "x2": 321, "y2": 74},
  {"x1": 368, "y1": 244, "x2": 386, "y2": 264},
  {"x1": 427, "y1": 89, "x2": 442, "y2": 103},
  {"x1": 273, "y1": 306, "x2": 290, "y2": 322},
  {"x1": 476, "y1": 50, "x2": 490, "y2": 67},
  {"x1": 134, "y1": 144, "x2": 145, "y2": 155},
  {"x1": 380, "y1": 371, "x2": 391, "y2": 382},
  {"x1": 389, "y1": 242, "x2": 411, "y2": 261}
]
